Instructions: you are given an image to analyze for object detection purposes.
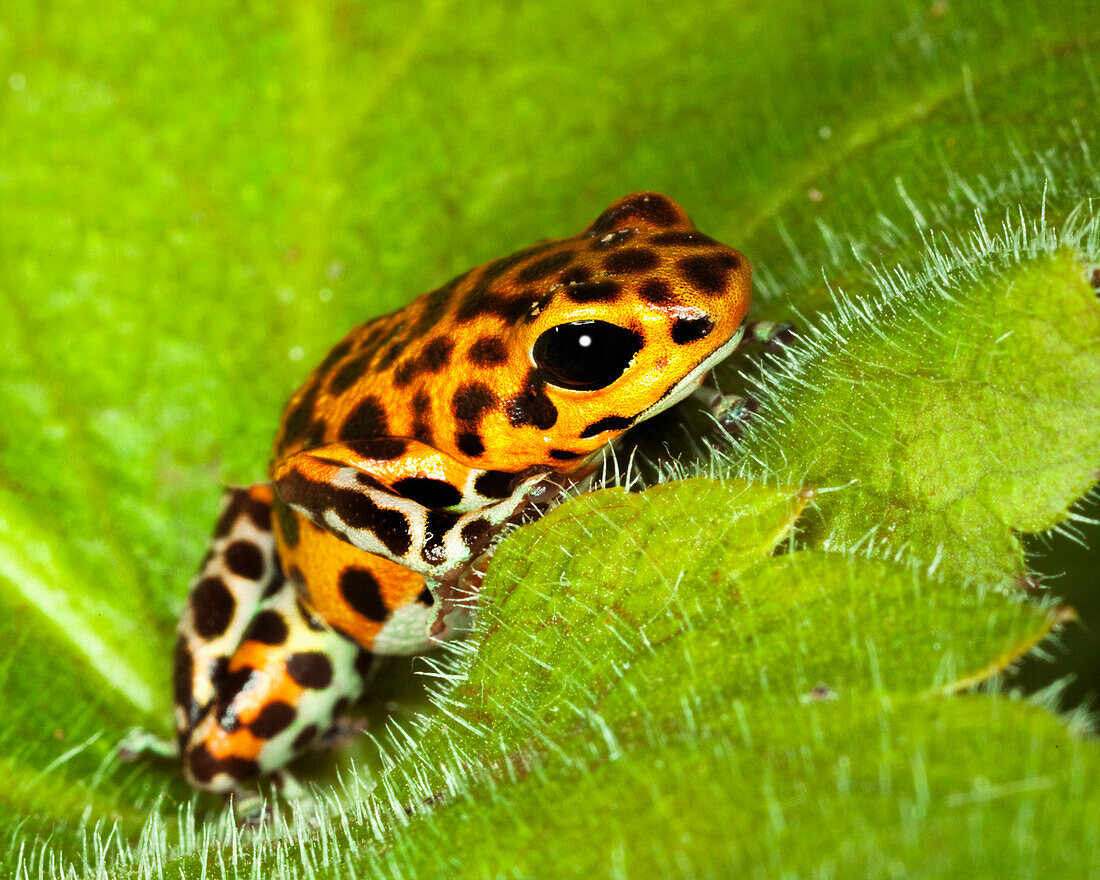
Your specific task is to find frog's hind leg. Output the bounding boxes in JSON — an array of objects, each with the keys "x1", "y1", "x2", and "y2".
[
  {"x1": 175, "y1": 484, "x2": 370, "y2": 797},
  {"x1": 174, "y1": 484, "x2": 283, "y2": 747},
  {"x1": 123, "y1": 486, "x2": 282, "y2": 766},
  {"x1": 181, "y1": 583, "x2": 370, "y2": 797}
]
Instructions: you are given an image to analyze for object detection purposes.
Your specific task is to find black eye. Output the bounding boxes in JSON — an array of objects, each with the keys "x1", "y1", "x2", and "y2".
[{"x1": 532, "y1": 321, "x2": 643, "y2": 391}]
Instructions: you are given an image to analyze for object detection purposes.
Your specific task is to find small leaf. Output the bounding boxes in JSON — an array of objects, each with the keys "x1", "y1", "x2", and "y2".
[
  {"x1": 734, "y1": 248, "x2": 1100, "y2": 584},
  {"x1": 451, "y1": 479, "x2": 808, "y2": 739}
]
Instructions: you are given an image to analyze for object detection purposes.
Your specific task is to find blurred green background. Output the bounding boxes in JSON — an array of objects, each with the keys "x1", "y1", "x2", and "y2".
[{"x1": 1, "y1": 0, "x2": 1098, "y2": 876}]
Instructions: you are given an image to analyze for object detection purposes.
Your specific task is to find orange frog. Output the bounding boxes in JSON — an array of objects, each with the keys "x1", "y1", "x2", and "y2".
[{"x1": 171, "y1": 193, "x2": 769, "y2": 795}]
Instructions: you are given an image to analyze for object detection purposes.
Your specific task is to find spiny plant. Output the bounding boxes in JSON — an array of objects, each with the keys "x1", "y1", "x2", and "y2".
[{"x1": 1, "y1": 0, "x2": 1098, "y2": 877}]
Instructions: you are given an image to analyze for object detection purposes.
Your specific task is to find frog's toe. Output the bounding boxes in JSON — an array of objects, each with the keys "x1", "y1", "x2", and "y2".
[
  {"x1": 318, "y1": 715, "x2": 370, "y2": 750},
  {"x1": 230, "y1": 788, "x2": 270, "y2": 827},
  {"x1": 116, "y1": 727, "x2": 179, "y2": 762},
  {"x1": 763, "y1": 321, "x2": 797, "y2": 350},
  {"x1": 744, "y1": 319, "x2": 798, "y2": 350},
  {"x1": 710, "y1": 394, "x2": 760, "y2": 436},
  {"x1": 233, "y1": 771, "x2": 321, "y2": 828}
]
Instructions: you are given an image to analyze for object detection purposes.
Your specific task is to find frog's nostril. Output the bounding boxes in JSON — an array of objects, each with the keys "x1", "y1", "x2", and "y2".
[{"x1": 671, "y1": 315, "x2": 714, "y2": 345}]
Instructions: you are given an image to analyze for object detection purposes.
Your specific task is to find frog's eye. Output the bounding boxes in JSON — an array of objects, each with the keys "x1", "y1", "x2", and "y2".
[{"x1": 532, "y1": 320, "x2": 643, "y2": 391}]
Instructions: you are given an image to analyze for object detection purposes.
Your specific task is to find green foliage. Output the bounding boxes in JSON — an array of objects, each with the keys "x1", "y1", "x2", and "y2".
[
  {"x1": 734, "y1": 245, "x2": 1100, "y2": 582},
  {"x1": 0, "y1": 0, "x2": 1098, "y2": 877}
]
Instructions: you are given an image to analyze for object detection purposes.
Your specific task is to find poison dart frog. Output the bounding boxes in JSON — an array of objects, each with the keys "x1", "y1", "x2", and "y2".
[{"x1": 173, "y1": 192, "x2": 761, "y2": 795}]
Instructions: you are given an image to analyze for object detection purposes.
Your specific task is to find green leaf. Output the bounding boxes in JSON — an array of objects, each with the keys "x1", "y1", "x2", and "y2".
[
  {"x1": 419, "y1": 479, "x2": 810, "y2": 751},
  {"x1": 731, "y1": 246, "x2": 1100, "y2": 583},
  {"x1": 356, "y1": 699, "x2": 1100, "y2": 879}
]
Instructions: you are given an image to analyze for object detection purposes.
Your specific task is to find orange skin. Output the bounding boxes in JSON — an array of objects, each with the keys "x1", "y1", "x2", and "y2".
[
  {"x1": 270, "y1": 192, "x2": 750, "y2": 649},
  {"x1": 196, "y1": 642, "x2": 302, "y2": 769}
]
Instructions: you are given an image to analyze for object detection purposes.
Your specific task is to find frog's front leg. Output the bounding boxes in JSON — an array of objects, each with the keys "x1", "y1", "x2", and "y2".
[
  {"x1": 742, "y1": 319, "x2": 797, "y2": 350},
  {"x1": 695, "y1": 319, "x2": 797, "y2": 435},
  {"x1": 273, "y1": 438, "x2": 557, "y2": 582},
  {"x1": 694, "y1": 386, "x2": 760, "y2": 433},
  {"x1": 175, "y1": 484, "x2": 370, "y2": 796}
]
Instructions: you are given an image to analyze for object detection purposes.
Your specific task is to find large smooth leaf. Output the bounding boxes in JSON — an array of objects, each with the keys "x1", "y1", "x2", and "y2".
[{"x1": 1, "y1": 0, "x2": 1098, "y2": 876}]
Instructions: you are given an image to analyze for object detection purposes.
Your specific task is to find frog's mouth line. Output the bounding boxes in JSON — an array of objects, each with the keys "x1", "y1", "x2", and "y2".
[{"x1": 633, "y1": 323, "x2": 747, "y2": 425}]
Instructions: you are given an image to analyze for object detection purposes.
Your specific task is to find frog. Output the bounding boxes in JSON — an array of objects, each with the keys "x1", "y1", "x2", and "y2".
[{"x1": 171, "y1": 192, "x2": 767, "y2": 796}]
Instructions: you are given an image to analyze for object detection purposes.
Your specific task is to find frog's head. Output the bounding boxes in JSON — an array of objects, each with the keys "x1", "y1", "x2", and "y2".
[
  {"x1": 476, "y1": 193, "x2": 751, "y2": 465},
  {"x1": 276, "y1": 192, "x2": 751, "y2": 473}
]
